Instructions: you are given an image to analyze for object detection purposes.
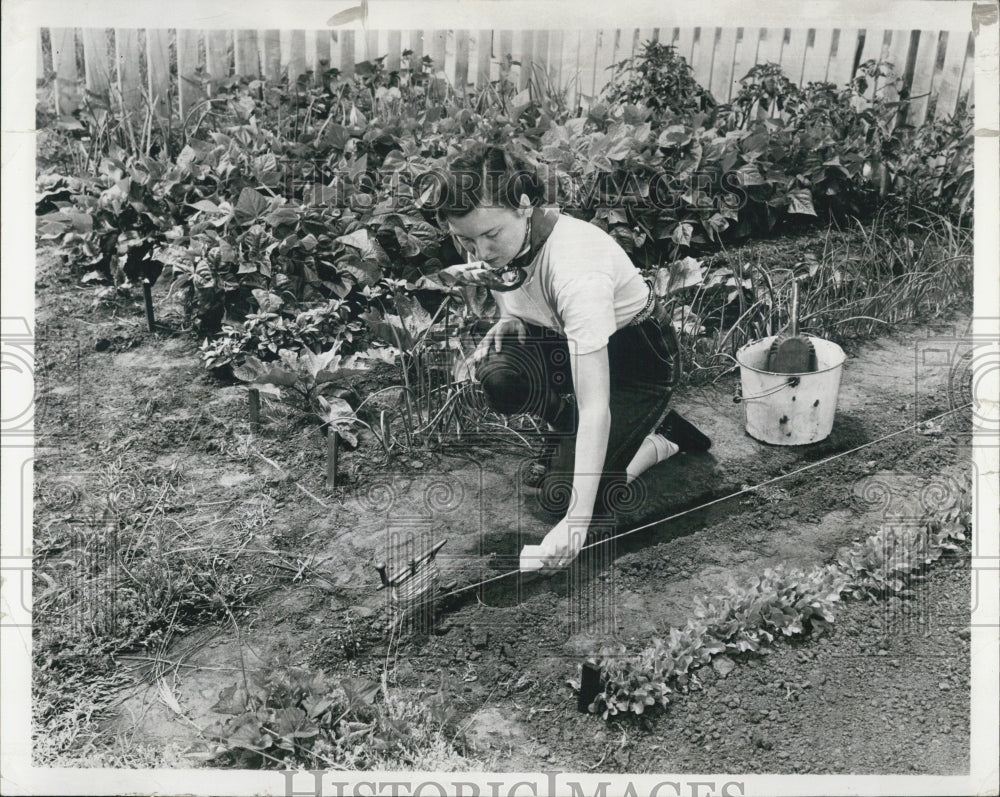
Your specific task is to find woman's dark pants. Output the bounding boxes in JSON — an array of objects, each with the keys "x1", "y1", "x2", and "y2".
[{"x1": 474, "y1": 314, "x2": 681, "y2": 525}]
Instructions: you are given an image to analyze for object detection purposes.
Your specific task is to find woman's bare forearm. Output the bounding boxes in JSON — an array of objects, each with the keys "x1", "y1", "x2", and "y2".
[{"x1": 568, "y1": 405, "x2": 611, "y2": 524}]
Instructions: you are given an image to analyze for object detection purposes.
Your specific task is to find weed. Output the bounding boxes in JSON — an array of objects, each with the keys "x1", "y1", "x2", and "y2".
[
  {"x1": 32, "y1": 451, "x2": 275, "y2": 762},
  {"x1": 201, "y1": 660, "x2": 478, "y2": 770}
]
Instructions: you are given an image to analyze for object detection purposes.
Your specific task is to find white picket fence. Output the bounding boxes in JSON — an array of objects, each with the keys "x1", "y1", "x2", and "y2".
[{"x1": 40, "y1": 26, "x2": 974, "y2": 127}]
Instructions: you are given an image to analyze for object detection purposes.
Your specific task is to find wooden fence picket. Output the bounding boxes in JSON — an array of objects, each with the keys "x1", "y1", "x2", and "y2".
[
  {"x1": 38, "y1": 25, "x2": 974, "y2": 126},
  {"x1": 801, "y1": 28, "x2": 833, "y2": 84},
  {"x1": 287, "y1": 29, "x2": 306, "y2": 82},
  {"x1": 534, "y1": 30, "x2": 550, "y2": 80},
  {"x1": 82, "y1": 29, "x2": 111, "y2": 98},
  {"x1": 592, "y1": 28, "x2": 617, "y2": 97},
  {"x1": 906, "y1": 30, "x2": 940, "y2": 126},
  {"x1": 474, "y1": 29, "x2": 492, "y2": 89},
  {"x1": 340, "y1": 30, "x2": 355, "y2": 77},
  {"x1": 177, "y1": 29, "x2": 204, "y2": 121},
  {"x1": 454, "y1": 30, "x2": 470, "y2": 92},
  {"x1": 934, "y1": 30, "x2": 970, "y2": 119},
  {"x1": 261, "y1": 30, "x2": 281, "y2": 82},
  {"x1": 37, "y1": 30, "x2": 47, "y2": 81},
  {"x1": 430, "y1": 29, "x2": 447, "y2": 75},
  {"x1": 710, "y1": 27, "x2": 738, "y2": 102},
  {"x1": 956, "y1": 31, "x2": 974, "y2": 110},
  {"x1": 623, "y1": 27, "x2": 639, "y2": 64},
  {"x1": 689, "y1": 27, "x2": 716, "y2": 98},
  {"x1": 636, "y1": 28, "x2": 656, "y2": 54},
  {"x1": 548, "y1": 29, "x2": 565, "y2": 97},
  {"x1": 755, "y1": 27, "x2": 784, "y2": 67},
  {"x1": 780, "y1": 28, "x2": 809, "y2": 86},
  {"x1": 206, "y1": 30, "x2": 232, "y2": 86},
  {"x1": 516, "y1": 30, "x2": 534, "y2": 90},
  {"x1": 826, "y1": 28, "x2": 860, "y2": 87},
  {"x1": 387, "y1": 30, "x2": 402, "y2": 73},
  {"x1": 489, "y1": 29, "x2": 505, "y2": 85},
  {"x1": 235, "y1": 30, "x2": 260, "y2": 78},
  {"x1": 115, "y1": 28, "x2": 143, "y2": 113},
  {"x1": 146, "y1": 29, "x2": 172, "y2": 121},
  {"x1": 577, "y1": 30, "x2": 599, "y2": 104},
  {"x1": 854, "y1": 29, "x2": 886, "y2": 106},
  {"x1": 672, "y1": 27, "x2": 695, "y2": 65},
  {"x1": 408, "y1": 30, "x2": 423, "y2": 77},
  {"x1": 51, "y1": 27, "x2": 79, "y2": 114},
  {"x1": 561, "y1": 30, "x2": 582, "y2": 111},
  {"x1": 729, "y1": 27, "x2": 758, "y2": 99}
]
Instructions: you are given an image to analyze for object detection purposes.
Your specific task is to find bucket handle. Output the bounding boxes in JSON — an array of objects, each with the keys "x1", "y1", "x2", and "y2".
[{"x1": 733, "y1": 376, "x2": 800, "y2": 403}]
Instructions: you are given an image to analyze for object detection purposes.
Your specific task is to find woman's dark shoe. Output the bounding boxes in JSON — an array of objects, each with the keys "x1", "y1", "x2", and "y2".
[{"x1": 657, "y1": 410, "x2": 712, "y2": 453}]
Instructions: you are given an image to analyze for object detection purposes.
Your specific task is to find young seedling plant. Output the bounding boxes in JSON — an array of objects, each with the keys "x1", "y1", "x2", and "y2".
[{"x1": 233, "y1": 343, "x2": 362, "y2": 487}]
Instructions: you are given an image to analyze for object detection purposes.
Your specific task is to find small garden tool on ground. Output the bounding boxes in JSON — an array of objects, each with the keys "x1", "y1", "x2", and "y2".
[
  {"x1": 767, "y1": 279, "x2": 817, "y2": 374},
  {"x1": 375, "y1": 539, "x2": 456, "y2": 625}
]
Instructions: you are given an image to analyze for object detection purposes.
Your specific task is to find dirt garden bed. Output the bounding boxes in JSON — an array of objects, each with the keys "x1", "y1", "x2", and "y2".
[{"x1": 31, "y1": 227, "x2": 973, "y2": 771}]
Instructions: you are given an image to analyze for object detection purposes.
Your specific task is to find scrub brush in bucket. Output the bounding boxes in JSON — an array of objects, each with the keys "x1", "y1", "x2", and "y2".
[{"x1": 767, "y1": 279, "x2": 817, "y2": 374}]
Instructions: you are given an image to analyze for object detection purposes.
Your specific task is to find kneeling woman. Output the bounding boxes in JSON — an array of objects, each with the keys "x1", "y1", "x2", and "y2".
[{"x1": 435, "y1": 145, "x2": 710, "y2": 569}]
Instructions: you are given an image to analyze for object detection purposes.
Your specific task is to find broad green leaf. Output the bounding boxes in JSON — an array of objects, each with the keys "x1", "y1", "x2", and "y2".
[
  {"x1": 317, "y1": 395, "x2": 353, "y2": 420},
  {"x1": 232, "y1": 356, "x2": 268, "y2": 383},
  {"x1": 657, "y1": 125, "x2": 692, "y2": 149},
  {"x1": 301, "y1": 345, "x2": 342, "y2": 380},
  {"x1": 266, "y1": 206, "x2": 300, "y2": 227},
  {"x1": 251, "y1": 383, "x2": 283, "y2": 399},
  {"x1": 381, "y1": 150, "x2": 408, "y2": 171},
  {"x1": 735, "y1": 163, "x2": 766, "y2": 187},
  {"x1": 211, "y1": 683, "x2": 248, "y2": 715},
  {"x1": 653, "y1": 256, "x2": 705, "y2": 297},
  {"x1": 670, "y1": 304, "x2": 705, "y2": 337},
  {"x1": 341, "y1": 677, "x2": 380, "y2": 709},
  {"x1": 786, "y1": 189, "x2": 817, "y2": 216},
  {"x1": 394, "y1": 292, "x2": 434, "y2": 339},
  {"x1": 671, "y1": 222, "x2": 693, "y2": 247},
  {"x1": 251, "y1": 289, "x2": 283, "y2": 313},
  {"x1": 361, "y1": 311, "x2": 414, "y2": 350},
  {"x1": 224, "y1": 714, "x2": 268, "y2": 751},
  {"x1": 234, "y1": 187, "x2": 271, "y2": 224},
  {"x1": 339, "y1": 259, "x2": 382, "y2": 286},
  {"x1": 336, "y1": 228, "x2": 390, "y2": 266}
]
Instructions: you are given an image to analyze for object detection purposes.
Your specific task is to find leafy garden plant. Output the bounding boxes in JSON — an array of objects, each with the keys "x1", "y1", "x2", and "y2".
[
  {"x1": 232, "y1": 343, "x2": 362, "y2": 445},
  {"x1": 581, "y1": 486, "x2": 971, "y2": 720}
]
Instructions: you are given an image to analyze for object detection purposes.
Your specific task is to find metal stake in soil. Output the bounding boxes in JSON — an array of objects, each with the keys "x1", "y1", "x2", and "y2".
[
  {"x1": 142, "y1": 279, "x2": 155, "y2": 332},
  {"x1": 578, "y1": 661, "x2": 603, "y2": 712},
  {"x1": 326, "y1": 431, "x2": 339, "y2": 488},
  {"x1": 248, "y1": 388, "x2": 261, "y2": 427}
]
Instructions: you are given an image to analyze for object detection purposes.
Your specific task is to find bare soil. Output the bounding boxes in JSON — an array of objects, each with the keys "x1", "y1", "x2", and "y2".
[{"x1": 31, "y1": 238, "x2": 973, "y2": 772}]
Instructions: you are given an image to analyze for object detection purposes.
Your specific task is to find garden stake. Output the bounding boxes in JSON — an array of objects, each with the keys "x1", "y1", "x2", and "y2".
[
  {"x1": 142, "y1": 279, "x2": 155, "y2": 332},
  {"x1": 248, "y1": 389, "x2": 261, "y2": 428},
  {"x1": 326, "y1": 431, "x2": 339, "y2": 488},
  {"x1": 578, "y1": 662, "x2": 602, "y2": 712}
]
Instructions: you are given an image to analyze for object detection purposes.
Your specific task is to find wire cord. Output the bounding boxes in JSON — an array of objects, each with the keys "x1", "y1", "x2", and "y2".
[{"x1": 426, "y1": 402, "x2": 971, "y2": 604}]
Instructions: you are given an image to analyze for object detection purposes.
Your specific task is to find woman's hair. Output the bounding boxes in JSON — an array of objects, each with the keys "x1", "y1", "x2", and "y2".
[{"x1": 433, "y1": 144, "x2": 543, "y2": 224}]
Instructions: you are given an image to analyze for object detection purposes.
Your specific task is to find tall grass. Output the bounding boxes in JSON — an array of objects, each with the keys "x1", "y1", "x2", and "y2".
[{"x1": 674, "y1": 210, "x2": 972, "y2": 383}]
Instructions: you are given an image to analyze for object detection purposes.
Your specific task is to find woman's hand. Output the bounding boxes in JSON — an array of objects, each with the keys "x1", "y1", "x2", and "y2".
[
  {"x1": 473, "y1": 316, "x2": 527, "y2": 362},
  {"x1": 536, "y1": 516, "x2": 588, "y2": 569}
]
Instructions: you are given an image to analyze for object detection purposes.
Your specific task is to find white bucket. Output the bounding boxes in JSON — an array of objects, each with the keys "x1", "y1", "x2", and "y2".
[{"x1": 736, "y1": 335, "x2": 846, "y2": 445}]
